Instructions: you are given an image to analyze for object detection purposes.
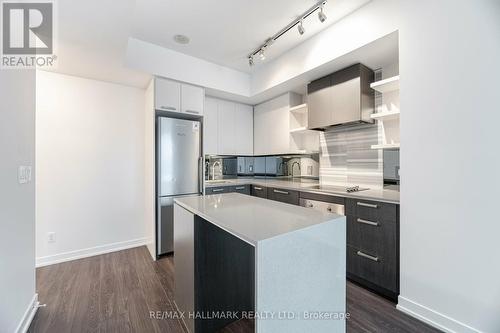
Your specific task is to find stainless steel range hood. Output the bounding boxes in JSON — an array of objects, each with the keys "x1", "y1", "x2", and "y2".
[{"x1": 307, "y1": 63, "x2": 375, "y2": 130}]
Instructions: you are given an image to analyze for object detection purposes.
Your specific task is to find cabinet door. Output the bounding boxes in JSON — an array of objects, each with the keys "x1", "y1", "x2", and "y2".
[
  {"x1": 181, "y1": 84, "x2": 204, "y2": 116},
  {"x1": 254, "y1": 94, "x2": 290, "y2": 155},
  {"x1": 155, "y1": 78, "x2": 181, "y2": 112},
  {"x1": 234, "y1": 103, "x2": 253, "y2": 155},
  {"x1": 253, "y1": 102, "x2": 270, "y2": 155},
  {"x1": 217, "y1": 100, "x2": 236, "y2": 155},
  {"x1": 203, "y1": 97, "x2": 218, "y2": 155},
  {"x1": 307, "y1": 75, "x2": 332, "y2": 129}
]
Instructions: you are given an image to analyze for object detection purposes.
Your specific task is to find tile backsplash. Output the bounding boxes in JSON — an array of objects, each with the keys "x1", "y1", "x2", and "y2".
[{"x1": 319, "y1": 125, "x2": 383, "y2": 189}]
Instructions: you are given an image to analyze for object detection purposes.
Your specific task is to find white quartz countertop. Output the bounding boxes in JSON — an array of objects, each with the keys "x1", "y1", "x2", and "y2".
[
  {"x1": 174, "y1": 193, "x2": 344, "y2": 246},
  {"x1": 205, "y1": 178, "x2": 400, "y2": 204}
]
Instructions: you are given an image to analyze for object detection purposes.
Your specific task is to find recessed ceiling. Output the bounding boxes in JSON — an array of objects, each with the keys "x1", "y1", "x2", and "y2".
[{"x1": 131, "y1": 0, "x2": 371, "y2": 73}]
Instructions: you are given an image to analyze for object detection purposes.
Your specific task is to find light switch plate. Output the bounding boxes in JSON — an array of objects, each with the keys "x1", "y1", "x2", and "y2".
[{"x1": 18, "y1": 166, "x2": 32, "y2": 184}]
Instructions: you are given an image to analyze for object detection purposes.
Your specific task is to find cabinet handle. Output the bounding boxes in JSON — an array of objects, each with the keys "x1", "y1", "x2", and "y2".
[
  {"x1": 356, "y1": 251, "x2": 379, "y2": 262},
  {"x1": 357, "y1": 218, "x2": 379, "y2": 227},
  {"x1": 357, "y1": 202, "x2": 378, "y2": 209},
  {"x1": 273, "y1": 189, "x2": 289, "y2": 195},
  {"x1": 235, "y1": 186, "x2": 245, "y2": 190},
  {"x1": 254, "y1": 187, "x2": 263, "y2": 191},
  {"x1": 212, "y1": 188, "x2": 224, "y2": 192},
  {"x1": 160, "y1": 106, "x2": 176, "y2": 111},
  {"x1": 185, "y1": 109, "x2": 199, "y2": 114}
]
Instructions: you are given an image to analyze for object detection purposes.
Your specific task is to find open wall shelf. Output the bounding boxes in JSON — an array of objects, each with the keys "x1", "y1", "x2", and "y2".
[{"x1": 370, "y1": 75, "x2": 399, "y2": 93}]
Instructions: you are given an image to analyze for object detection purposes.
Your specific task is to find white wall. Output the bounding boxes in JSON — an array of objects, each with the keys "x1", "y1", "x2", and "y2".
[
  {"x1": 0, "y1": 70, "x2": 37, "y2": 332},
  {"x1": 35, "y1": 71, "x2": 147, "y2": 266},
  {"x1": 398, "y1": 1, "x2": 500, "y2": 332}
]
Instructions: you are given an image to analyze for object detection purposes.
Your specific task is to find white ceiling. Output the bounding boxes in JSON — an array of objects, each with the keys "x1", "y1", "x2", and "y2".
[
  {"x1": 131, "y1": 0, "x2": 371, "y2": 73},
  {"x1": 46, "y1": 0, "x2": 371, "y2": 88}
]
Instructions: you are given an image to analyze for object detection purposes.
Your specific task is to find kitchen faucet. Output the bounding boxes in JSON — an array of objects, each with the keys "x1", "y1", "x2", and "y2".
[
  {"x1": 291, "y1": 161, "x2": 301, "y2": 178},
  {"x1": 211, "y1": 160, "x2": 221, "y2": 180}
]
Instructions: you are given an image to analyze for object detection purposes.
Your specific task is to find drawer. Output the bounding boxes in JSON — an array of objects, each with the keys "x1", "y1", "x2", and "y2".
[
  {"x1": 347, "y1": 245, "x2": 398, "y2": 293},
  {"x1": 347, "y1": 215, "x2": 397, "y2": 256},
  {"x1": 251, "y1": 185, "x2": 267, "y2": 198},
  {"x1": 230, "y1": 185, "x2": 251, "y2": 195},
  {"x1": 267, "y1": 187, "x2": 299, "y2": 205},
  {"x1": 346, "y1": 198, "x2": 398, "y2": 223},
  {"x1": 205, "y1": 186, "x2": 228, "y2": 195},
  {"x1": 299, "y1": 191, "x2": 345, "y2": 205}
]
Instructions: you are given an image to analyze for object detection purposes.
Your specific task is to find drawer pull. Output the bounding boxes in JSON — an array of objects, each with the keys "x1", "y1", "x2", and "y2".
[
  {"x1": 273, "y1": 189, "x2": 289, "y2": 195},
  {"x1": 212, "y1": 188, "x2": 224, "y2": 192},
  {"x1": 357, "y1": 202, "x2": 378, "y2": 209},
  {"x1": 160, "y1": 106, "x2": 176, "y2": 111},
  {"x1": 185, "y1": 109, "x2": 199, "y2": 114},
  {"x1": 357, "y1": 218, "x2": 379, "y2": 227},
  {"x1": 235, "y1": 186, "x2": 245, "y2": 190},
  {"x1": 254, "y1": 186, "x2": 263, "y2": 191},
  {"x1": 357, "y1": 251, "x2": 379, "y2": 262}
]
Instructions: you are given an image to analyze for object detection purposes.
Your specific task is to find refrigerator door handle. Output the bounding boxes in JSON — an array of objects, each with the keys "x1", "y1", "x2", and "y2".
[{"x1": 199, "y1": 156, "x2": 203, "y2": 194}]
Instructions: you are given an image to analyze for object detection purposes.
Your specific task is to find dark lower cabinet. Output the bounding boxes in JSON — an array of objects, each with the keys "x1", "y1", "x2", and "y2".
[
  {"x1": 230, "y1": 185, "x2": 251, "y2": 195},
  {"x1": 205, "y1": 186, "x2": 228, "y2": 195},
  {"x1": 250, "y1": 185, "x2": 267, "y2": 198},
  {"x1": 266, "y1": 187, "x2": 299, "y2": 205},
  {"x1": 346, "y1": 198, "x2": 400, "y2": 301}
]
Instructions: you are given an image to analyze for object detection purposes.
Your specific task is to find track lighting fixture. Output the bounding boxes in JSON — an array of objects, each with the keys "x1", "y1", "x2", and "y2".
[
  {"x1": 318, "y1": 4, "x2": 327, "y2": 22},
  {"x1": 297, "y1": 19, "x2": 305, "y2": 35},
  {"x1": 247, "y1": 0, "x2": 327, "y2": 66}
]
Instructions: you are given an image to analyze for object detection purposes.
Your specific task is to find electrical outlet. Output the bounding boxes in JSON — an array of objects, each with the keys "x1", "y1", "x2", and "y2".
[
  {"x1": 18, "y1": 166, "x2": 32, "y2": 184},
  {"x1": 47, "y1": 232, "x2": 56, "y2": 243}
]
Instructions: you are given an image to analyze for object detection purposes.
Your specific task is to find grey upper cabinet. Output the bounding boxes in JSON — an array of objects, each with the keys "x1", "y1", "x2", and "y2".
[
  {"x1": 307, "y1": 75, "x2": 332, "y2": 129},
  {"x1": 307, "y1": 64, "x2": 375, "y2": 129}
]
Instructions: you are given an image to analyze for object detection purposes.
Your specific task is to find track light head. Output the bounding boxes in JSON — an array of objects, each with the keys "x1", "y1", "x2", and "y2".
[
  {"x1": 297, "y1": 19, "x2": 305, "y2": 35},
  {"x1": 248, "y1": 56, "x2": 254, "y2": 66},
  {"x1": 259, "y1": 49, "x2": 266, "y2": 60},
  {"x1": 318, "y1": 5, "x2": 327, "y2": 23}
]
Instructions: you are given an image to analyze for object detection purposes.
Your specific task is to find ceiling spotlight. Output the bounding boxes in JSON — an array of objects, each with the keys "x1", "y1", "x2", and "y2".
[
  {"x1": 259, "y1": 49, "x2": 266, "y2": 60},
  {"x1": 173, "y1": 34, "x2": 190, "y2": 44},
  {"x1": 248, "y1": 56, "x2": 254, "y2": 66},
  {"x1": 297, "y1": 19, "x2": 305, "y2": 35},
  {"x1": 318, "y1": 4, "x2": 327, "y2": 23}
]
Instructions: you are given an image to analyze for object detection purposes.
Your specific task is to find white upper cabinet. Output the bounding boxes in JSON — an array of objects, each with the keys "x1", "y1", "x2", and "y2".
[
  {"x1": 203, "y1": 97, "x2": 218, "y2": 155},
  {"x1": 154, "y1": 77, "x2": 204, "y2": 116},
  {"x1": 254, "y1": 93, "x2": 302, "y2": 155},
  {"x1": 181, "y1": 84, "x2": 204, "y2": 116},
  {"x1": 204, "y1": 97, "x2": 253, "y2": 156},
  {"x1": 155, "y1": 77, "x2": 181, "y2": 112},
  {"x1": 234, "y1": 103, "x2": 253, "y2": 155},
  {"x1": 217, "y1": 99, "x2": 236, "y2": 155}
]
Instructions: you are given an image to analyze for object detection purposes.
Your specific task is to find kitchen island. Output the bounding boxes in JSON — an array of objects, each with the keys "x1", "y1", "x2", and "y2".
[{"x1": 173, "y1": 193, "x2": 346, "y2": 333}]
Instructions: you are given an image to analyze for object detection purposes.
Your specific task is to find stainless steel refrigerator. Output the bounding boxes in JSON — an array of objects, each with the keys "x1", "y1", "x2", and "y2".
[{"x1": 157, "y1": 117, "x2": 202, "y2": 255}]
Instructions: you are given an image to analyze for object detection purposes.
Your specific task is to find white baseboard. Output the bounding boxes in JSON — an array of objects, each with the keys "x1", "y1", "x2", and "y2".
[
  {"x1": 397, "y1": 296, "x2": 482, "y2": 333},
  {"x1": 36, "y1": 237, "x2": 148, "y2": 267},
  {"x1": 15, "y1": 293, "x2": 39, "y2": 333}
]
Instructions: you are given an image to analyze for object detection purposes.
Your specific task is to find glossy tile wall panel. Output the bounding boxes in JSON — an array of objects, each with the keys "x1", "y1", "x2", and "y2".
[{"x1": 319, "y1": 125, "x2": 383, "y2": 189}]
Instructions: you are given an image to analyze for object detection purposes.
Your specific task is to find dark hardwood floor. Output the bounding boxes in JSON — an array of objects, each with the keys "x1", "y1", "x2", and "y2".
[{"x1": 29, "y1": 246, "x2": 440, "y2": 333}]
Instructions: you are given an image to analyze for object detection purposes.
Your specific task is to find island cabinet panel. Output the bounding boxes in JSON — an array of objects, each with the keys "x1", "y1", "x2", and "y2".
[
  {"x1": 194, "y1": 215, "x2": 255, "y2": 333},
  {"x1": 266, "y1": 187, "x2": 299, "y2": 205},
  {"x1": 346, "y1": 198, "x2": 400, "y2": 300},
  {"x1": 250, "y1": 185, "x2": 267, "y2": 198}
]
